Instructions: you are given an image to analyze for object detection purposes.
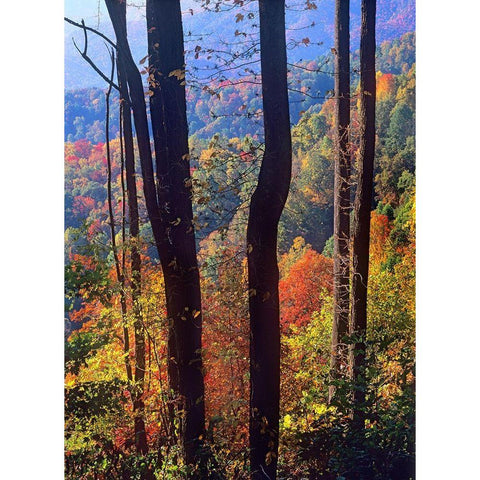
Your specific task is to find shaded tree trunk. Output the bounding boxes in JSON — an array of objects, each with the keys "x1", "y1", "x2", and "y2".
[
  {"x1": 330, "y1": 0, "x2": 351, "y2": 404},
  {"x1": 145, "y1": 2, "x2": 180, "y2": 447},
  {"x1": 105, "y1": 1, "x2": 214, "y2": 477},
  {"x1": 105, "y1": 55, "x2": 133, "y2": 387},
  {"x1": 145, "y1": 1, "x2": 208, "y2": 474},
  {"x1": 350, "y1": 0, "x2": 376, "y2": 431},
  {"x1": 118, "y1": 60, "x2": 149, "y2": 456},
  {"x1": 247, "y1": 2, "x2": 292, "y2": 479}
]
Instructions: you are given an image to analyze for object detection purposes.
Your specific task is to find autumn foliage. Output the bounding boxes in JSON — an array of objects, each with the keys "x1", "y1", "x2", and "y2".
[{"x1": 64, "y1": 25, "x2": 415, "y2": 479}]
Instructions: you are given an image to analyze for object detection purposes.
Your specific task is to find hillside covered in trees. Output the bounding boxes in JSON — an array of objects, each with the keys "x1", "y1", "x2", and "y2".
[{"x1": 64, "y1": 1, "x2": 415, "y2": 479}]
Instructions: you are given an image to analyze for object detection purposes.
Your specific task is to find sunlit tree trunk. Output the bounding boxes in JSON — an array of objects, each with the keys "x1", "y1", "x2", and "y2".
[
  {"x1": 330, "y1": 0, "x2": 351, "y2": 404},
  {"x1": 247, "y1": 1, "x2": 292, "y2": 479},
  {"x1": 350, "y1": 0, "x2": 376, "y2": 432}
]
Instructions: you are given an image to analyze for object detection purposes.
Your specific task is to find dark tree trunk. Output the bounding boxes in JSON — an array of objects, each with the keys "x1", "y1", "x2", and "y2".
[
  {"x1": 105, "y1": 0, "x2": 175, "y2": 447},
  {"x1": 105, "y1": 2, "x2": 213, "y2": 476},
  {"x1": 118, "y1": 60, "x2": 149, "y2": 456},
  {"x1": 330, "y1": 0, "x2": 351, "y2": 404},
  {"x1": 247, "y1": 2, "x2": 292, "y2": 479},
  {"x1": 104, "y1": 0, "x2": 162, "y2": 247},
  {"x1": 145, "y1": 0, "x2": 182, "y2": 451},
  {"x1": 350, "y1": 0, "x2": 376, "y2": 431},
  {"x1": 105, "y1": 58, "x2": 133, "y2": 386},
  {"x1": 145, "y1": 2, "x2": 209, "y2": 475}
]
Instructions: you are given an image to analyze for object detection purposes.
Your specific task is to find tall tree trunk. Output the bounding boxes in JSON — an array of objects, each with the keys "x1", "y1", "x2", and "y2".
[
  {"x1": 105, "y1": 2, "x2": 214, "y2": 476},
  {"x1": 145, "y1": 0, "x2": 180, "y2": 450},
  {"x1": 104, "y1": 0, "x2": 164, "y2": 259},
  {"x1": 105, "y1": 0, "x2": 175, "y2": 447},
  {"x1": 330, "y1": 0, "x2": 351, "y2": 404},
  {"x1": 145, "y1": 1, "x2": 208, "y2": 474},
  {"x1": 350, "y1": 0, "x2": 376, "y2": 431},
  {"x1": 247, "y1": 2, "x2": 292, "y2": 479},
  {"x1": 118, "y1": 60, "x2": 149, "y2": 456},
  {"x1": 105, "y1": 57, "x2": 133, "y2": 386}
]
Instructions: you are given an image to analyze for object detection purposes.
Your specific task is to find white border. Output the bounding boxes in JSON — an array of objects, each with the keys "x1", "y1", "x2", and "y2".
[
  {"x1": 417, "y1": 0, "x2": 480, "y2": 478},
  {"x1": 1, "y1": 0, "x2": 64, "y2": 477},
  {"x1": 2, "y1": 0, "x2": 479, "y2": 477}
]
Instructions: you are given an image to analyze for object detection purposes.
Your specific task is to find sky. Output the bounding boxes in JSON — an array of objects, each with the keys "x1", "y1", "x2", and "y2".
[
  {"x1": 65, "y1": 0, "x2": 198, "y2": 22},
  {"x1": 65, "y1": 0, "x2": 108, "y2": 22}
]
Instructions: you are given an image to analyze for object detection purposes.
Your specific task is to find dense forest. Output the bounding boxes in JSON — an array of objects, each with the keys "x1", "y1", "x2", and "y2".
[{"x1": 64, "y1": 1, "x2": 415, "y2": 479}]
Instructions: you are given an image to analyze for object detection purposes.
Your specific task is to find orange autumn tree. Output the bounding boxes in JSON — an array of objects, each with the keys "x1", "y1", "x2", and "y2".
[
  {"x1": 279, "y1": 238, "x2": 333, "y2": 330},
  {"x1": 201, "y1": 243, "x2": 250, "y2": 476}
]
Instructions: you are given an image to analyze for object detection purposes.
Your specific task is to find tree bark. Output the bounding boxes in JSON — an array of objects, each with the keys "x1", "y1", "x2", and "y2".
[
  {"x1": 104, "y1": 0, "x2": 163, "y2": 248},
  {"x1": 350, "y1": 0, "x2": 376, "y2": 431},
  {"x1": 105, "y1": 1, "x2": 213, "y2": 476},
  {"x1": 330, "y1": 0, "x2": 351, "y2": 404},
  {"x1": 144, "y1": 2, "x2": 211, "y2": 475},
  {"x1": 247, "y1": 2, "x2": 292, "y2": 479},
  {"x1": 105, "y1": 52, "x2": 133, "y2": 387},
  {"x1": 118, "y1": 59, "x2": 149, "y2": 456}
]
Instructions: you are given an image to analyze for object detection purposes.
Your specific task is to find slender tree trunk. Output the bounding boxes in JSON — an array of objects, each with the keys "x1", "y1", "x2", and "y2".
[
  {"x1": 247, "y1": 2, "x2": 291, "y2": 479},
  {"x1": 118, "y1": 60, "x2": 149, "y2": 456},
  {"x1": 105, "y1": 57, "x2": 133, "y2": 386},
  {"x1": 330, "y1": 0, "x2": 351, "y2": 404},
  {"x1": 104, "y1": 0, "x2": 162, "y2": 249},
  {"x1": 105, "y1": 0, "x2": 176, "y2": 450},
  {"x1": 350, "y1": 0, "x2": 376, "y2": 431}
]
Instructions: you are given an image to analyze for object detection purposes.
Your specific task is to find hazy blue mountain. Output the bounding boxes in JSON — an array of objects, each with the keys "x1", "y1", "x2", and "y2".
[{"x1": 65, "y1": 0, "x2": 414, "y2": 89}]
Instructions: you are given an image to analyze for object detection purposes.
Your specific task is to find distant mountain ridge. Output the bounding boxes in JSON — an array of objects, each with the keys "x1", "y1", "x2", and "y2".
[
  {"x1": 65, "y1": 31, "x2": 415, "y2": 143},
  {"x1": 65, "y1": 0, "x2": 415, "y2": 90}
]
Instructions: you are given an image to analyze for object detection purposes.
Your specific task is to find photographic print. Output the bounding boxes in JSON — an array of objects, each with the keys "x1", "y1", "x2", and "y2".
[{"x1": 64, "y1": 1, "x2": 415, "y2": 478}]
